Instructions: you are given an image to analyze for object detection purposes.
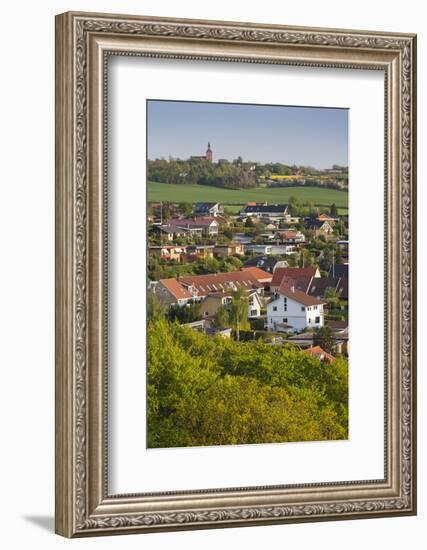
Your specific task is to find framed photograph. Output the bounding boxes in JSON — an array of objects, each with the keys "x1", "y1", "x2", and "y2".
[{"x1": 55, "y1": 11, "x2": 417, "y2": 537}]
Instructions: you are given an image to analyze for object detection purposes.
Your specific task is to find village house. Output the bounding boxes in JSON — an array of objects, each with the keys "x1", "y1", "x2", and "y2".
[
  {"x1": 305, "y1": 219, "x2": 334, "y2": 236},
  {"x1": 186, "y1": 244, "x2": 215, "y2": 260},
  {"x1": 168, "y1": 216, "x2": 219, "y2": 237},
  {"x1": 275, "y1": 229, "x2": 306, "y2": 243},
  {"x1": 243, "y1": 255, "x2": 288, "y2": 274},
  {"x1": 179, "y1": 270, "x2": 263, "y2": 300},
  {"x1": 305, "y1": 276, "x2": 342, "y2": 300},
  {"x1": 270, "y1": 266, "x2": 321, "y2": 292},
  {"x1": 241, "y1": 203, "x2": 290, "y2": 222},
  {"x1": 192, "y1": 202, "x2": 222, "y2": 217},
  {"x1": 266, "y1": 279, "x2": 325, "y2": 333},
  {"x1": 246, "y1": 243, "x2": 294, "y2": 256},
  {"x1": 148, "y1": 245, "x2": 187, "y2": 262},
  {"x1": 150, "y1": 224, "x2": 177, "y2": 241},
  {"x1": 305, "y1": 273, "x2": 348, "y2": 304},
  {"x1": 213, "y1": 243, "x2": 245, "y2": 258},
  {"x1": 200, "y1": 289, "x2": 263, "y2": 320},
  {"x1": 153, "y1": 278, "x2": 196, "y2": 307}
]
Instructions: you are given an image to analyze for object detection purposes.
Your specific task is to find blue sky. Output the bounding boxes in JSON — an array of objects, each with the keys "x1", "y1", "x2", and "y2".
[{"x1": 147, "y1": 100, "x2": 348, "y2": 169}]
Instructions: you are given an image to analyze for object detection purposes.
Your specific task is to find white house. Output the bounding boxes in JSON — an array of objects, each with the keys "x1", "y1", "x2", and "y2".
[
  {"x1": 266, "y1": 282, "x2": 324, "y2": 333},
  {"x1": 246, "y1": 244, "x2": 294, "y2": 255}
]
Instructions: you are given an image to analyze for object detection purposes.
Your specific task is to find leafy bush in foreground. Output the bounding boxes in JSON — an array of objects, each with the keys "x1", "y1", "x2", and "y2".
[{"x1": 147, "y1": 319, "x2": 348, "y2": 448}]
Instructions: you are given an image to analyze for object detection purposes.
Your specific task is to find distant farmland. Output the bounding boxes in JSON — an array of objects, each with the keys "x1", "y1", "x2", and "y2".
[{"x1": 148, "y1": 182, "x2": 348, "y2": 211}]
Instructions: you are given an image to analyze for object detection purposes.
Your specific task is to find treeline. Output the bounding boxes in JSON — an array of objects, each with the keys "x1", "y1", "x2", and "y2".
[
  {"x1": 147, "y1": 319, "x2": 348, "y2": 448},
  {"x1": 148, "y1": 158, "x2": 257, "y2": 189},
  {"x1": 267, "y1": 178, "x2": 347, "y2": 191},
  {"x1": 148, "y1": 158, "x2": 348, "y2": 191},
  {"x1": 148, "y1": 254, "x2": 244, "y2": 281}
]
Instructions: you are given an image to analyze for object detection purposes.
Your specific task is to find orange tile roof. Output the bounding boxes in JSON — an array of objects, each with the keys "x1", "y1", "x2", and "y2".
[
  {"x1": 240, "y1": 267, "x2": 272, "y2": 282},
  {"x1": 278, "y1": 230, "x2": 298, "y2": 239},
  {"x1": 180, "y1": 271, "x2": 261, "y2": 296},
  {"x1": 305, "y1": 346, "x2": 336, "y2": 363},
  {"x1": 317, "y1": 214, "x2": 336, "y2": 221},
  {"x1": 159, "y1": 278, "x2": 193, "y2": 301}
]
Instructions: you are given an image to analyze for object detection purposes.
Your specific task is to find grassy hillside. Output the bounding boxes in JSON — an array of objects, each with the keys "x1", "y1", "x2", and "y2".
[{"x1": 148, "y1": 182, "x2": 348, "y2": 211}]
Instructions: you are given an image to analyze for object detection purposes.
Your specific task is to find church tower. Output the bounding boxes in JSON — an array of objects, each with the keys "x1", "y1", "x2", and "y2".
[{"x1": 206, "y1": 142, "x2": 213, "y2": 162}]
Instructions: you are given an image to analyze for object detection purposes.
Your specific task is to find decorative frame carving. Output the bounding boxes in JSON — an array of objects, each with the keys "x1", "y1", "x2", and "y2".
[{"x1": 55, "y1": 11, "x2": 417, "y2": 537}]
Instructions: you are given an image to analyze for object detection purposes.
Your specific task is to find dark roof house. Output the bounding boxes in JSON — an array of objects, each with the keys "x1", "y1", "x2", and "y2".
[
  {"x1": 193, "y1": 202, "x2": 221, "y2": 216},
  {"x1": 244, "y1": 255, "x2": 287, "y2": 273},
  {"x1": 328, "y1": 264, "x2": 349, "y2": 278},
  {"x1": 242, "y1": 204, "x2": 289, "y2": 217}
]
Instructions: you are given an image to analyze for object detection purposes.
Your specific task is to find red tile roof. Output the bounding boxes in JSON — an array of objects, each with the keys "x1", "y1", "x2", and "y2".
[
  {"x1": 240, "y1": 267, "x2": 272, "y2": 282},
  {"x1": 159, "y1": 278, "x2": 193, "y2": 301},
  {"x1": 180, "y1": 271, "x2": 262, "y2": 296},
  {"x1": 305, "y1": 346, "x2": 336, "y2": 363},
  {"x1": 271, "y1": 267, "x2": 318, "y2": 288}
]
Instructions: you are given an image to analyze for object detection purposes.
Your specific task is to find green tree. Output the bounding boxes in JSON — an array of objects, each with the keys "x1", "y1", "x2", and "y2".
[
  {"x1": 178, "y1": 202, "x2": 193, "y2": 216},
  {"x1": 324, "y1": 287, "x2": 341, "y2": 309},
  {"x1": 167, "y1": 302, "x2": 201, "y2": 324},
  {"x1": 228, "y1": 288, "x2": 249, "y2": 341},
  {"x1": 330, "y1": 203, "x2": 338, "y2": 217},
  {"x1": 147, "y1": 319, "x2": 348, "y2": 448},
  {"x1": 245, "y1": 216, "x2": 255, "y2": 228},
  {"x1": 220, "y1": 256, "x2": 243, "y2": 272},
  {"x1": 313, "y1": 326, "x2": 335, "y2": 355},
  {"x1": 288, "y1": 195, "x2": 300, "y2": 216},
  {"x1": 148, "y1": 291, "x2": 165, "y2": 322}
]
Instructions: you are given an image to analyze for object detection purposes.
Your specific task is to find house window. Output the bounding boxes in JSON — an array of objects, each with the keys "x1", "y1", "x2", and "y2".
[
  {"x1": 204, "y1": 311, "x2": 209, "y2": 317},
  {"x1": 308, "y1": 318, "x2": 311, "y2": 323},
  {"x1": 301, "y1": 306, "x2": 305, "y2": 312},
  {"x1": 273, "y1": 306, "x2": 277, "y2": 311},
  {"x1": 315, "y1": 316, "x2": 320, "y2": 323},
  {"x1": 251, "y1": 309, "x2": 258, "y2": 316},
  {"x1": 283, "y1": 297, "x2": 287, "y2": 312},
  {"x1": 283, "y1": 318, "x2": 288, "y2": 323}
]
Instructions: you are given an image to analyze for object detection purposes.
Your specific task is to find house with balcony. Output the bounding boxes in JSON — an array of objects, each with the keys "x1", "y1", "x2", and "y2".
[{"x1": 213, "y1": 243, "x2": 245, "y2": 258}]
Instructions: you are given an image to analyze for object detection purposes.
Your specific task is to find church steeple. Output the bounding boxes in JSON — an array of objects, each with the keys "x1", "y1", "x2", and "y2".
[{"x1": 206, "y1": 141, "x2": 213, "y2": 162}]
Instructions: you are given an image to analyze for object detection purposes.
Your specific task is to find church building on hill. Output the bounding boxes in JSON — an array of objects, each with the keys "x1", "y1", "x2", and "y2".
[{"x1": 190, "y1": 142, "x2": 213, "y2": 162}]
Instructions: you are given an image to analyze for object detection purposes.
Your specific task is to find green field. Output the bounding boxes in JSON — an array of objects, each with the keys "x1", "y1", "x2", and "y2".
[{"x1": 148, "y1": 182, "x2": 348, "y2": 211}]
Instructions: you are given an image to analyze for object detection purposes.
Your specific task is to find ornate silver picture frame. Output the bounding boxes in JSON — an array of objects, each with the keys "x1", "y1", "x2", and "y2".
[{"x1": 55, "y1": 11, "x2": 416, "y2": 537}]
